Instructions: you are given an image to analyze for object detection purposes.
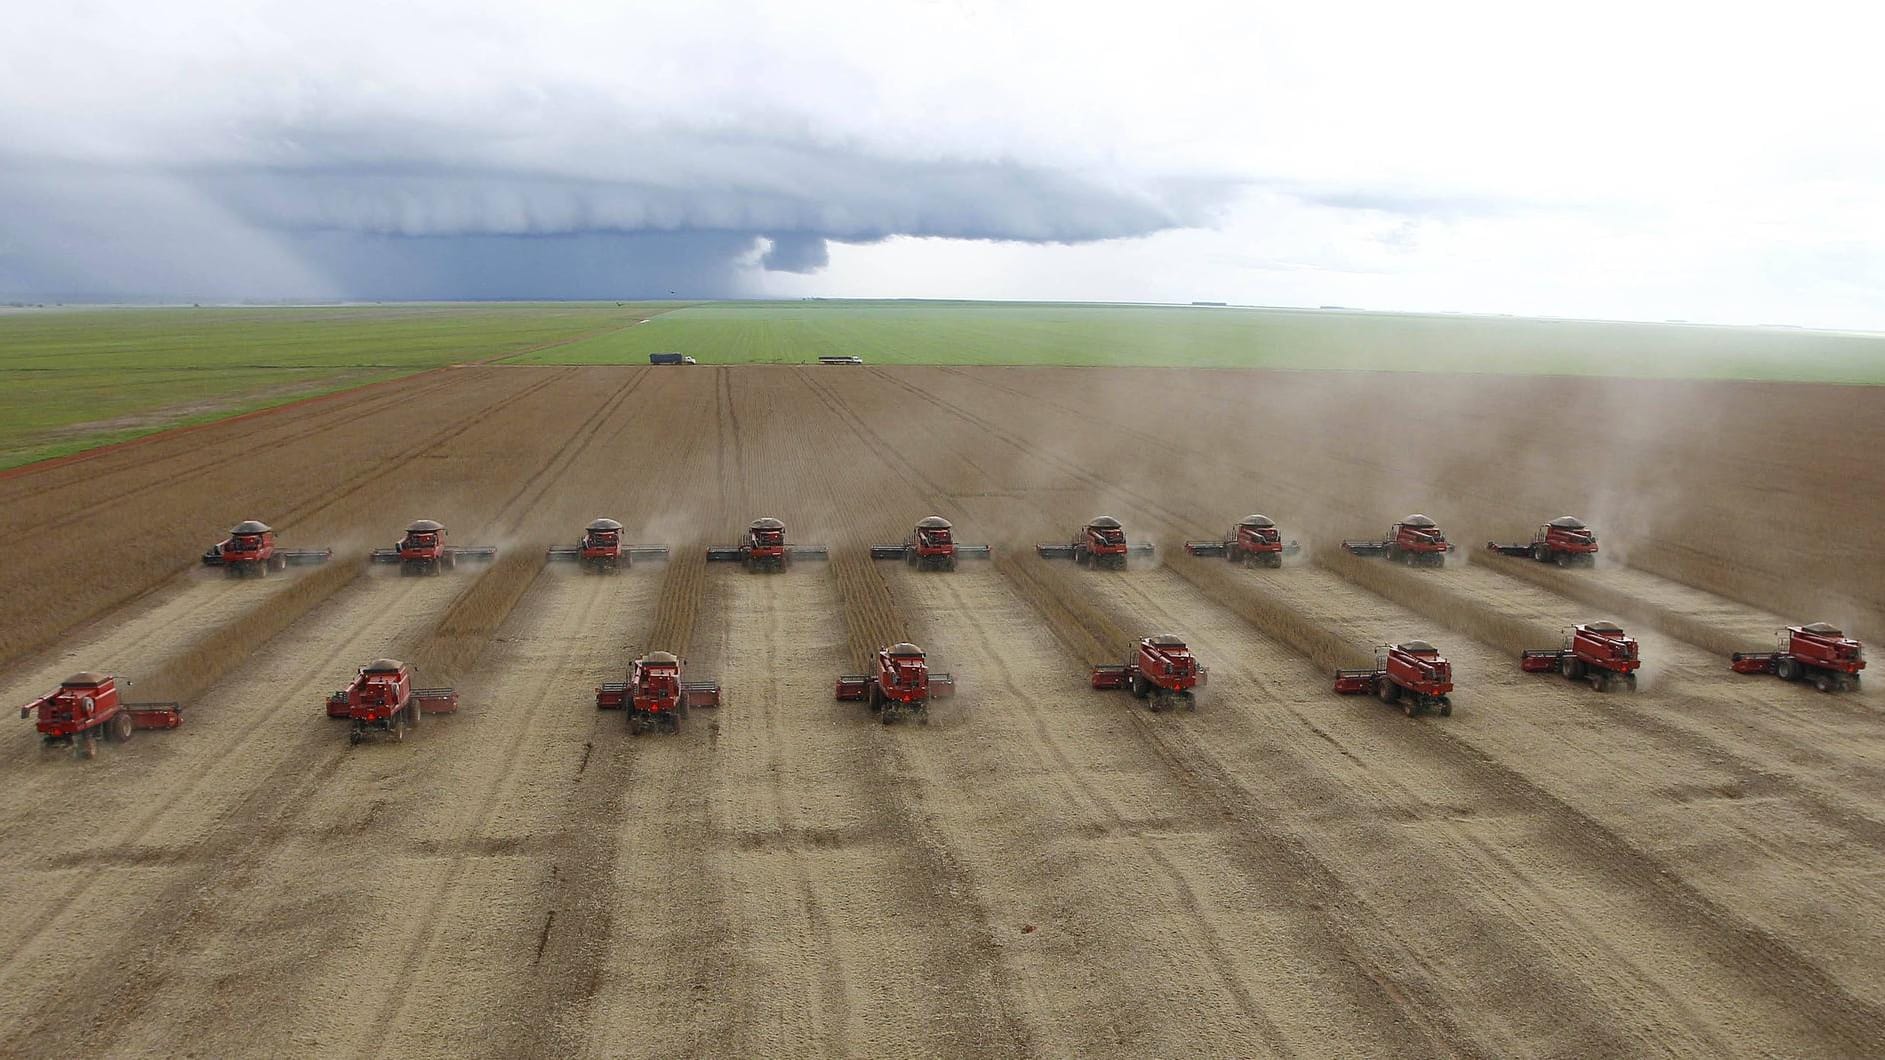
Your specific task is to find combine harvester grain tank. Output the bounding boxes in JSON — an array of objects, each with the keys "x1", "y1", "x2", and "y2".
[
  {"x1": 836, "y1": 643, "x2": 954, "y2": 725},
  {"x1": 706, "y1": 517, "x2": 830, "y2": 573},
  {"x1": 1335, "y1": 641, "x2": 1455, "y2": 716},
  {"x1": 370, "y1": 520, "x2": 498, "y2": 576},
  {"x1": 1184, "y1": 514, "x2": 1300, "y2": 568},
  {"x1": 326, "y1": 659, "x2": 459, "y2": 744},
  {"x1": 1037, "y1": 516, "x2": 1154, "y2": 570},
  {"x1": 546, "y1": 518, "x2": 670, "y2": 574},
  {"x1": 19, "y1": 672, "x2": 183, "y2": 759},
  {"x1": 200, "y1": 519, "x2": 333, "y2": 577},
  {"x1": 596, "y1": 651, "x2": 721, "y2": 734},
  {"x1": 1488, "y1": 516, "x2": 1600, "y2": 567},
  {"x1": 1732, "y1": 623, "x2": 1866, "y2": 692},
  {"x1": 1091, "y1": 634, "x2": 1207, "y2": 711},
  {"x1": 870, "y1": 516, "x2": 991, "y2": 571},
  {"x1": 1342, "y1": 515, "x2": 1456, "y2": 567},
  {"x1": 1521, "y1": 622, "x2": 1640, "y2": 691}
]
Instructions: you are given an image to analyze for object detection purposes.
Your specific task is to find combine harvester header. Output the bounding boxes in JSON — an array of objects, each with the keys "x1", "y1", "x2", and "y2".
[
  {"x1": 201, "y1": 519, "x2": 332, "y2": 577},
  {"x1": 546, "y1": 518, "x2": 670, "y2": 574},
  {"x1": 1038, "y1": 516, "x2": 1154, "y2": 570},
  {"x1": 871, "y1": 516, "x2": 991, "y2": 571},
  {"x1": 1489, "y1": 516, "x2": 1600, "y2": 567},
  {"x1": 370, "y1": 520, "x2": 498, "y2": 576},
  {"x1": 1185, "y1": 515, "x2": 1300, "y2": 568},
  {"x1": 1342, "y1": 515, "x2": 1456, "y2": 567},
  {"x1": 707, "y1": 517, "x2": 830, "y2": 572},
  {"x1": 20, "y1": 672, "x2": 183, "y2": 759}
]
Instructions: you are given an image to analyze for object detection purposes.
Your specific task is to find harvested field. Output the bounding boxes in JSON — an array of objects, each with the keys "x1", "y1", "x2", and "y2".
[{"x1": 2, "y1": 362, "x2": 1883, "y2": 1057}]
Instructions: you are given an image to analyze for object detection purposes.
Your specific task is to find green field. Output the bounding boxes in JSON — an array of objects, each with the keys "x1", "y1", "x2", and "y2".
[
  {"x1": 0, "y1": 302, "x2": 685, "y2": 469},
  {"x1": 507, "y1": 300, "x2": 1885, "y2": 383},
  {"x1": 4, "y1": 298, "x2": 1880, "y2": 471}
]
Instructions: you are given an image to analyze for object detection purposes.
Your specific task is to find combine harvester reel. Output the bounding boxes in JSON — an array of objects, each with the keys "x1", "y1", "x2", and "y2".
[
  {"x1": 327, "y1": 659, "x2": 458, "y2": 744},
  {"x1": 546, "y1": 518, "x2": 670, "y2": 574},
  {"x1": 1488, "y1": 515, "x2": 1600, "y2": 568},
  {"x1": 1521, "y1": 622, "x2": 1640, "y2": 691},
  {"x1": 706, "y1": 517, "x2": 830, "y2": 573},
  {"x1": 837, "y1": 643, "x2": 954, "y2": 725},
  {"x1": 1091, "y1": 635, "x2": 1207, "y2": 712},
  {"x1": 1335, "y1": 641, "x2": 1455, "y2": 717},
  {"x1": 870, "y1": 516, "x2": 992, "y2": 572},
  {"x1": 19, "y1": 672, "x2": 183, "y2": 759},
  {"x1": 596, "y1": 651, "x2": 721, "y2": 735},
  {"x1": 1184, "y1": 515, "x2": 1300, "y2": 568},
  {"x1": 370, "y1": 520, "x2": 498, "y2": 576},
  {"x1": 1037, "y1": 516, "x2": 1154, "y2": 570},
  {"x1": 1342, "y1": 515, "x2": 1456, "y2": 568},
  {"x1": 201, "y1": 519, "x2": 333, "y2": 578},
  {"x1": 1731, "y1": 623, "x2": 1866, "y2": 693}
]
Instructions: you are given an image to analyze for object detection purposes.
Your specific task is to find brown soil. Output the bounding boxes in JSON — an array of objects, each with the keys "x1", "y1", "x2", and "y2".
[{"x1": 1, "y1": 364, "x2": 1881, "y2": 1057}]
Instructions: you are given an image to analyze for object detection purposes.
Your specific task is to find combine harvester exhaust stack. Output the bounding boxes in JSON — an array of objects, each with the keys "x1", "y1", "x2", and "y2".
[
  {"x1": 870, "y1": 516, "x2": 991, "y2": 571},
  {"x1": 370, "y1": 520, "x2": 498, "y2": 576},
  {"x1": 546, "y1": 518, "x2": 670, "y2": 573},
  {"x1": 1185, "y1": 515, "x2": 1300, "y2": 568},
  {"x1": 201, "y1": 520, "x2": 332, "y2": 577}
]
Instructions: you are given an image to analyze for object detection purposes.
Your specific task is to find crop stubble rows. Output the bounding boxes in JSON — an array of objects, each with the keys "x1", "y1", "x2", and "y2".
[{"x1": 0, "y1": 364, "x2": 1881, "y2": 1057}]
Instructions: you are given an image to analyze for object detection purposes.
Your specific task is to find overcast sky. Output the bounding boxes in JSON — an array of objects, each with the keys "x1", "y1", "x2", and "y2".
[{"x1": 2, "y1": 1, "x2": 1880, "y2": 328}]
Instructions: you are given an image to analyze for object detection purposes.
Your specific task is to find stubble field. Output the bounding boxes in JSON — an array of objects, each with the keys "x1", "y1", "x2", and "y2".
[{"x1": 0, "y1": 362, "x2": 1881, "y2": 1058}]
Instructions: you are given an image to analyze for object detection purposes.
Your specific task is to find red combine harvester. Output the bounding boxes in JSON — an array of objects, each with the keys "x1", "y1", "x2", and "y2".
[
  {"x1": 1335, "y1": 641, "x2": 1455, "y2": 716},
  {"x1": 326, "y1": 659, "x2": 458, "y2": 744},
  {"x1": 1732, "y1": 623, "x2": 1866, "y2": 693},
  {"x1": 546, "y1": 518, "x2": 670, "y2": 574},
  {"x1": 706, "y1": 517, "x2": 830, "y2": 572},
  {"x1": 1037, "y1": 516, "x2": 1155, "y2": 570},
  {"x1": 596, "y1": 651, "x2": 721, "y2": 734},
  {"x1": 1091, "y1": 634, "x2": 1208, "y2": 711},
  {"x1": 1184, "y1": 515, "x2": 1301, "y2": 568},
  {"x1": 870, "y1": 516, "x2": 992, "y2": 571},
  {"x1": 370, "y1": 519, "x2": 498, "y2": 576},
  {"x1": 19, "y1": 672, "x2": 183, "y2": 759},
  {"x1": 1522, "y1": 622, "x2": 1640, "y2": 691},
  {"x1": 200, "y1": 519, "x2": 333, "y2": 577},
  {"x1": 836, "y1": 643, "x2": 955, "y2": 725},
  {"x1": 1342, "y1": 515, "x2": 1456, "y2": 567},
  {"x1": 1488, "y1": 516, "x2": 1599, "y2": 567}
]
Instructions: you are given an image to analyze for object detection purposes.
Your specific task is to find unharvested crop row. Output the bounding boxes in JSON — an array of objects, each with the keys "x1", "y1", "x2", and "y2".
[
  {"x1": 1314, "y1": 550, "x2": 1558, "y2": 657},
  {"x1": 1480, "y1": 555, "x2": 1757, "y2": 659},
  {"x1": 407, "y1": 553, "x2": 547, "y2": 687},
  {"x1": 1164, "y1": 556, "x2": 1373, "y2": 672}
]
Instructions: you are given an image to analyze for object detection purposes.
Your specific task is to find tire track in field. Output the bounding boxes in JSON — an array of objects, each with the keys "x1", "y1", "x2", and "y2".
[{"x1": 1160, "y1": 559, "x2": 1885, "y2": 1052}]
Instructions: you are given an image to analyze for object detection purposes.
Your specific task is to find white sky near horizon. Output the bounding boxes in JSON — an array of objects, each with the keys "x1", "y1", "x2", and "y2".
[{"x1": 3, "y1": 1, "x2": 1881, "y2": 328}]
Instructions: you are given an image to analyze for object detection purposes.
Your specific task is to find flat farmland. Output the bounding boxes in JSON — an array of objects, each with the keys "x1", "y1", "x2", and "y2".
[{"x1": 2, "y1": 362, "x2": 1883, "y2": 1058}]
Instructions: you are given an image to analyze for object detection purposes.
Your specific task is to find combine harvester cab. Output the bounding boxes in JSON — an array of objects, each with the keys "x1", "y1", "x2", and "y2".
[
  {"x1": 870, "y1": 516, "x2": 992, "y2": 571},
  {"x1": 836, "y1": 643, "x2": 953, "y2": 726},
  {"x1": 1184, "y1": 514, "x2": 1301, "y2": 568},
  {"x1": 370, "y1": 520, "x2": 498, "y2": 576},
  {"x1": 19, "y1": 672, "x2": 183, "y2": 759},
  {"x1": 1521, "y1": 622, "x2": 1640, "y2": 691},
  {"x1": 327, "y1": 659, "x2": 458, "y2": 744},
  {"x1": 1091, "y1": 634, "x2": 1206, "y2": 712},
  {"x1": 706, "y1": 517, "x2": 830, "y2": 573},
  {"x1": 1342, "y1": 514, "x2": 1455, "y2": 568},
  {"x1": 201, "y1": 519, "x2": 333, "y2": 578},
  {"x1": 1335, "y1": 641, "x2": 1455, "y2": 717},
  {"x1": 1731, "y1": 623, "x2": 1866, "y2": 692},
  {"x1": 1037, "y1": 516, "x2": 1155, "y2": 570},
  {"x1": 546, "y1": 518, "x2": 670, "y2": 574},
  {"x1": 1488, "y1": 515, "x2": 1599, "y2": 567},
  {"x1": 595, "y1": 651, "x2": 721, "y2": 735}
]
